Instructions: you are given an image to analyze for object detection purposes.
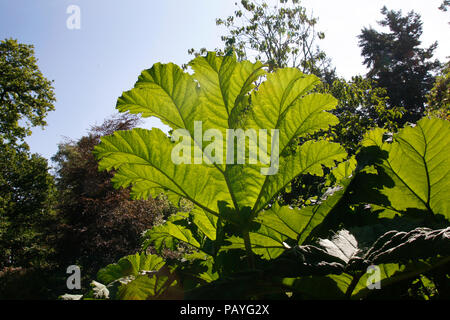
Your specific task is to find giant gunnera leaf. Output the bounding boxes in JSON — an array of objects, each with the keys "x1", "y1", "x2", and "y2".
[
  {"x1": 362, "y1": 118, "x2": 450, "y2": 220},
  {"x1": 94, "y1": 52, "x2": 346, "y2": 248}
]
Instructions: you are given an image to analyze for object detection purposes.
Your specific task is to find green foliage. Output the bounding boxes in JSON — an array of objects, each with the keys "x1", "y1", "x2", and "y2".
[
  {"x1": 96, "y1": 253, "x2": 165, "y2": 285},
  {"x1": 0, "y1": 38, "x2": 55, "y2": 149},
  {"x1": 327, "y1": 76, "x2": 403, "y2": 154},
  {"x1": 0, "y1": 144, "x2": 55, "y2": 268},
  {"x1": 0, "y1": 39, "x2": 56, "y2": 270},
  {"x1": 143, "y1": 212, "x2": 203, "y2": 253},
  {"x1": 426, "y1": 61, "x2": 450, "y2": 120},
  {"x1": 91, "y1": 53, "x2": 450, "y2": 300},
  {"x1": 78, "y1": 253, "x2": 181, "y2": 300},
  {"x1": 0, "y1": 38, "x2": 57, "y2": 268},
  {"x1": 0, "y1": 39, "x2": 59, "y2": 299},
  {"x1": 116, "y1": 273, "x2": 179, "y2": 300},
  {"x1": 222, "y1": 178, "x2": 352, "y2": 260}
]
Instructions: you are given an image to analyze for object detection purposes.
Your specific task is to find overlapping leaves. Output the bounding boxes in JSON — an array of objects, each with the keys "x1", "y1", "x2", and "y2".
[
  {"x1": 92, "y1": 52, "x2": 450, "y2": 300},
  {"x1": 279, "y1": 226, "x2": 450, "y2": 299},
  {"x1": 188, "y1": 227, "x2": 450, "y2": 299}
]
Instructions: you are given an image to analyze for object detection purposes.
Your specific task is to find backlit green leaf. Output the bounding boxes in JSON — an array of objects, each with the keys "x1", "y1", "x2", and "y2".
[{"x1": 362, "y1": 117, "x2": 450, "y2": 220}]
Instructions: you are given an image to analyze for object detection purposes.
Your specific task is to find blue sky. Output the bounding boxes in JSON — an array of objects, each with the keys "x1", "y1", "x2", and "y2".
[{"x1": 0, "y1": 0, "x2": 448, "y2": 162}]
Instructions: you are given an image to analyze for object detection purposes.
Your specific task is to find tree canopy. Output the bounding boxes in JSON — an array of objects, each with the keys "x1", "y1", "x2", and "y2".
[
  {"x1": 192, "y1": 0, "x2": 334, "y2": 82},
  {"x1": 0, "y1": 39, "x2": 55, "y2": 149},
  {"x1": 358, "y1": 7, "x2": 441, "y2": 124}
]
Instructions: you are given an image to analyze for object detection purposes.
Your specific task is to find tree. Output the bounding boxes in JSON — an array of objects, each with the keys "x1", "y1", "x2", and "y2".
[
  {"x1": 358, "y1": 7, "x2": 441, "y2": 124},
  {"x1": 191, "y1": 0, "x2": 334, "y2": 81},
  {"x1": 0, "y1": 39, "x2": 56, "y2": 270},
  {"x1": 0, "y1": 144, "x2": 59, "y2": 299},
  {"x1": 0, "y1": 144, "x2": 55, "y2": 268},
  {"x1": 0, "y1": 39, "x2": 55, "y2": 149},
  {"x1": 51, "y1": 113, "x2": 174, "y2": 277}
]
